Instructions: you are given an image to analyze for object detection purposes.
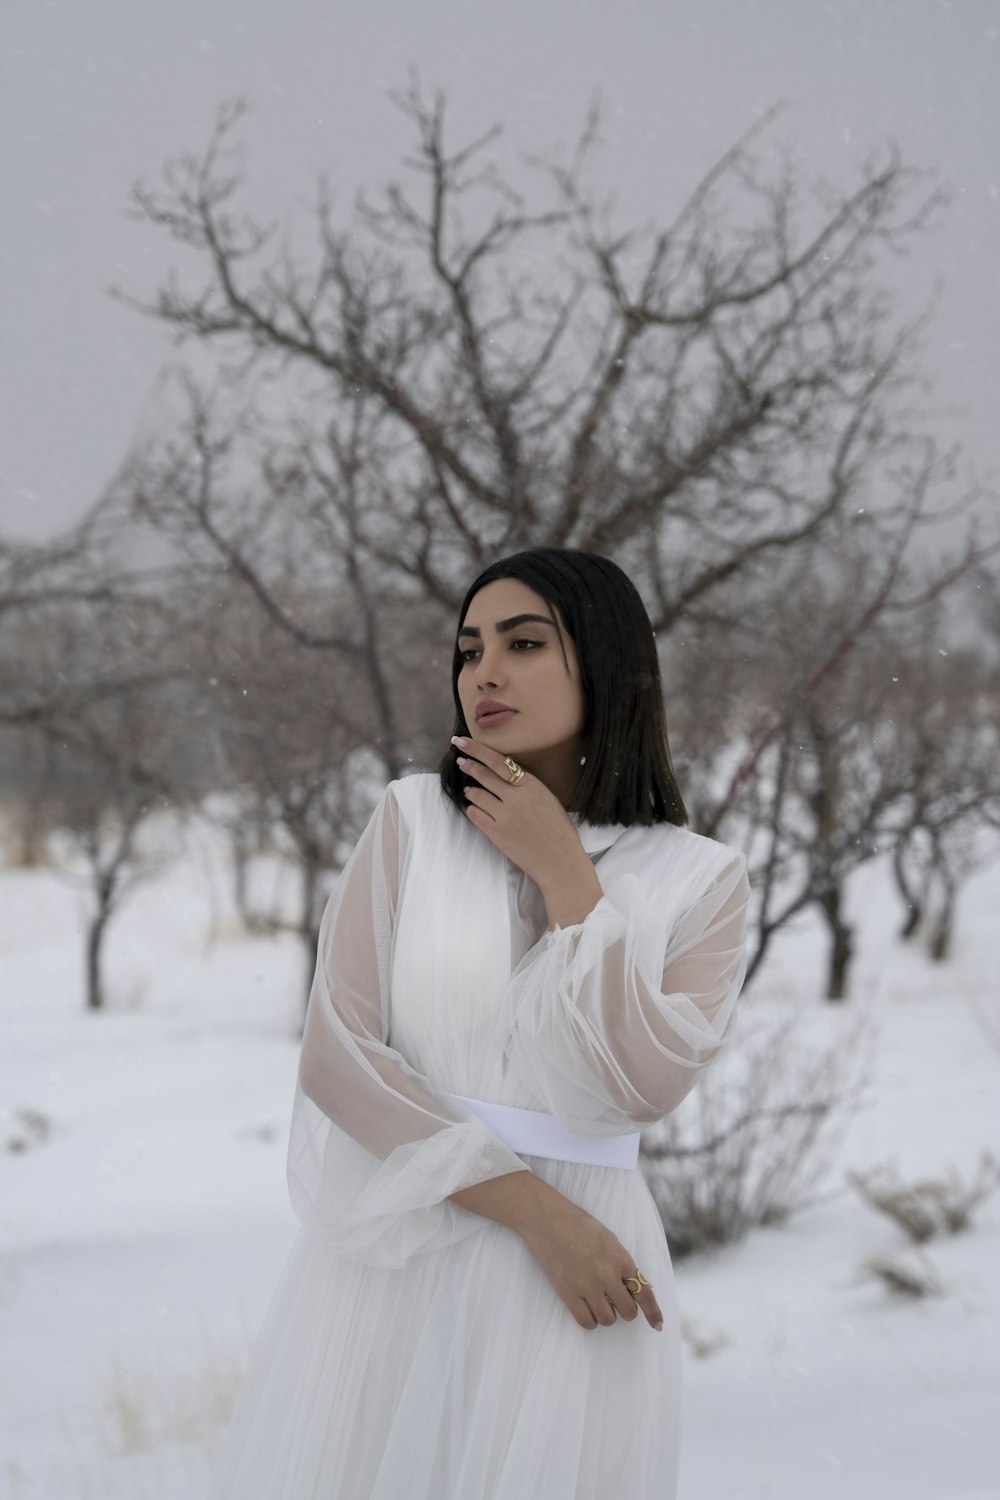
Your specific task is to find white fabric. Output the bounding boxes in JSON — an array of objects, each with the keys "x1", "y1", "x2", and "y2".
[
  {"x1": 208, "y1": 771, "x2": 750, "y2": 1500},
  {"x1": 441, "y1": 1092, "x2": 642, "y2": 1168}
]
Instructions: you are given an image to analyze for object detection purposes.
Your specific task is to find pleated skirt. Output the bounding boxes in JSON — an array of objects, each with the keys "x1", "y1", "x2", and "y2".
[{"x1": 207, "y1": 1156, "x2": 682, "y2": 1500}]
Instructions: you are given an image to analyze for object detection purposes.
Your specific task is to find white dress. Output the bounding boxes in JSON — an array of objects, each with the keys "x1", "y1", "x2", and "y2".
[{"x1": 208, "y1": 771, "x2": 749, "y2": 1500}]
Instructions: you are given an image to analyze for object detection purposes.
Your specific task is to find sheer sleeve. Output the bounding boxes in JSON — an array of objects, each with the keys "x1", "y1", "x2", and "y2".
[
  {"x1": 286, "y1": 780, "x2": 533, "y2": 1269},
  {"x1": 499, "y1": 850, "x2": 750, "y2": 1133}
]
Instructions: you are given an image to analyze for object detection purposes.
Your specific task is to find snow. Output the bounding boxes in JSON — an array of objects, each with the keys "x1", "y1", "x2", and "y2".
[{"x1": 1, "y1": 822, "x2": 997, "y2": 1499}]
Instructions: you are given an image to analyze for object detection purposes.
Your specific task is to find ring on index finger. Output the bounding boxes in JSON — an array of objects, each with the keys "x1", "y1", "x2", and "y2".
[{"x1": 622, "y1": 1271, "x2": 650, "y2": 1296}]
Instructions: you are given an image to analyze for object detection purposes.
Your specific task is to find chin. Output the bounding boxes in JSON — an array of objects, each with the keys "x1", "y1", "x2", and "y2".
[{"x1": 474, "y1": 720, "x2": 519, "y2": 737}]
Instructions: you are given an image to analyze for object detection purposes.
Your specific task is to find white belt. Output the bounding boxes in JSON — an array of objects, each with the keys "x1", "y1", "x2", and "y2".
[{"x1": 443, "y1": 1092, "x2": 641, "y2": 1169}]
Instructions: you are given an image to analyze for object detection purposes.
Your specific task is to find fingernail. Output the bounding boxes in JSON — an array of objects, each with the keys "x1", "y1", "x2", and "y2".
[
  {"x1": 451, "y1": 735, "x2": 468, "y2": 746},
  {"x1": 654, "y1": 1320, "x2": 663, "y2": 1332}
]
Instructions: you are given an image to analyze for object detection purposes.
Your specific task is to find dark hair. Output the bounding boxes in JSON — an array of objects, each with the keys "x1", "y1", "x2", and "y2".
[{"x1": 437, "y1": 547, "x2": 688, "y2": 828}]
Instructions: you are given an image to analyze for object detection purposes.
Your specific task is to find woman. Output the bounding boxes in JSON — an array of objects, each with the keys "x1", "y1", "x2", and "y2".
[{"x1": 208, "y1": 547, "x2": 750, "y2": 1500}]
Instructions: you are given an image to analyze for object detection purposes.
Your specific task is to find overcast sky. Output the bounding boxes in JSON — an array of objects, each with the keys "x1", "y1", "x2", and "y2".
[{"x1": 3, "y1": 0, "x2": 997, "y2": 542}]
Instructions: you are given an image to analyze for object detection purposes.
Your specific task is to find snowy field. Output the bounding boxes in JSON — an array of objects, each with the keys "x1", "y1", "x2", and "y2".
[{"x1": 1, "y1": 814, "x2": 998, "y2": 1500}]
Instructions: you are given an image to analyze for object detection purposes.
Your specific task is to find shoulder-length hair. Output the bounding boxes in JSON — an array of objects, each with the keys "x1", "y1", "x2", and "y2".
[{"x1": 437, "y1": 547, "x2": 688, "y2": 828}]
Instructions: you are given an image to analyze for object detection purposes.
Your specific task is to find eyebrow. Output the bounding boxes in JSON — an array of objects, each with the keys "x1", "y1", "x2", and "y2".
[{"x1": 457, "y1": 613, "x2": 554, "y2": 640}]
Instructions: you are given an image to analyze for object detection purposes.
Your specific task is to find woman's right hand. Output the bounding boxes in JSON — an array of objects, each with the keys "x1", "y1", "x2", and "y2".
[{"x1": 520, "y1": 1196, "x2": 664, "y2": 1333}]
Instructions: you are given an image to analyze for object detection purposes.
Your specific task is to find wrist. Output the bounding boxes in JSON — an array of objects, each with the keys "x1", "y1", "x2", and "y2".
[
  {"x1": 540, "y1": 854, "x2": 604, "y2": 932},
  {"x1": 448, "y1": 1167, "x2": 550, "y2": 1237},
  {"x1": 507, "y1": 1172, "x2": 580, "y2": 1241}
]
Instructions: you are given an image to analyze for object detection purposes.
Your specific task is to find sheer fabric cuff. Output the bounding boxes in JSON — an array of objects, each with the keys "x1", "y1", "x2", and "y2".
[
  {"x1": 288, "y1": 1094, "x2": 532, "y2": 1269},
  {"x1": 499, "y1": 855, "x2": 749, "y2": 1134}
]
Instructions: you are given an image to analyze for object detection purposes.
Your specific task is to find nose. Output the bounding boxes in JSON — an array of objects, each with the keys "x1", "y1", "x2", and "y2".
[{"x1": 472, "y1": 642, "x2": 506, "y2": 688}]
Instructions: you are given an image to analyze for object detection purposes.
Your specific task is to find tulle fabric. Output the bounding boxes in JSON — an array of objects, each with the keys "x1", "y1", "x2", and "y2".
[
  {"x1": 496, "y1": 854, "x2": 749, "y2": 1134},
  {"x1": 209, "y1": 772, "x2": 750, "y2": 1500},
  {"x1": 286, "y1": 778, "x2": 534, "y2": 1270}
]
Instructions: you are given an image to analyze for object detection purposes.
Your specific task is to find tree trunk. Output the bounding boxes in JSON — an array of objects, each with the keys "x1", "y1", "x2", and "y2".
[
  {"x1": 86, "y1": 906, "x2": 111, "y2": 1010},
  {"x1": 818, "y1": 884, "x2": 853, "y2": 1001},
  {"x1": 929, "y1": 883, "x2": 955, "y2": 962},
  {"x1": 230, "y1": 821, "x2": 254, "y2": 931},
  {"x1": 892, "y1": 844, "x2": 922, "y2": 939},
  {"x1": 15, "y1": 811, "x2": 46, "y2": 869},
  {"x1": 85, "y1": 852, "x2": 124, "y2": 1012}
]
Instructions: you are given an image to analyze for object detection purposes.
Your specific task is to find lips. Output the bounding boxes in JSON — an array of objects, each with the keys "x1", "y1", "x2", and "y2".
[
  {"x1": 475, "y1": 701, "x2": 517, "y2": 726},
  {"x1": 477, "y1": 708, "x2": 517, "y2": 727}
]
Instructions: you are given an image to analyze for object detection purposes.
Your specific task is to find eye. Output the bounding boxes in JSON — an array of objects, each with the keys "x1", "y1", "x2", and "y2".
[{"x1": 458, "y1": 639, "x2": 543, "y2": 663}]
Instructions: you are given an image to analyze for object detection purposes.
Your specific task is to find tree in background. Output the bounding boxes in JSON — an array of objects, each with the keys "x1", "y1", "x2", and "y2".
[
  {"x1": 192, "y1": 573, "x2": 455, "y2": 1003},
  {"x1": 0, "y1": 515, "x2": 215, "y2": 1007},
  {"x1": 119, "y1": 84, "x2": 979, "y2": 623},
  {"x1": 881, "y1": 616, "x2": 1000, "y2": 960},
  {"x1": 1, "y1": 80, "x2": 997, "y2": 1015}
]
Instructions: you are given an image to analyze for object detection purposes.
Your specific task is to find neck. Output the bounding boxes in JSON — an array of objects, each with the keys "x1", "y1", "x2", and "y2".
[{"x1": 512, "y1": 744, "x2": 581, "y2": 810}]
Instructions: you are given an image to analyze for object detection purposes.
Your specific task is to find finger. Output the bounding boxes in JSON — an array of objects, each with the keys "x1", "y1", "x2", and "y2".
[
  {"x1": 463, "y1": 801, "x2": 495, "y2": 835},
  {"x1": 577, "y1": 1296, "x2": 600, "y2": 1330},
  {"x1": 607, "y1": 1285, "x2": 639, "y2": 1321},
  {"x1": 454, "y1": 738, "x2": 520, "y2": 787},
  {"x1": 584, "y1": 1290, "x2": 617, "y2": 1328},
  {"x1": 455, "y1": 750, "x2": 503, "y2": 798},
  {"x1": 604, "y1": 1293, "x2": 627, "y2": 1323},
  {"x1": 455, "y1": 758, "x2": 507, "y2": 798},
  {"x1": 462, "y1": 786, "x2": 498, "y2": 820},
  {"x1": 631, "y1": 1284, "x2": 664, "y2": 1331}
]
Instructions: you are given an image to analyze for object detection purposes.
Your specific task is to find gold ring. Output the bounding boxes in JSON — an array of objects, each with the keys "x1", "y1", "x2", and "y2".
[
  {"x1": 622, "y1": 1271, "x2": 649, "y2": 1296},
  {"x1": 503, "y1": 756, "x2": 525, "y2": 785}
]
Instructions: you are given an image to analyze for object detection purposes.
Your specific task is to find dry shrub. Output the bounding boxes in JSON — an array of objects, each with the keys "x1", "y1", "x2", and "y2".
[
  {"x1": 103, "y1": 1352, "x2": 151, "y2": 1454},
  {"x1": 98, "y1": 1319, "x2": 254, "y2": 1459},
  {"x1": 4, "y1": 1107, "x2": 53, "y2": 1154},
  {"x1": 861, "y1": 1247, "x2": 944, "y2": 1298},
  {"x1": 640, "y1": 1006, "x2": 871, "y2": 1258},
  {"x1": 847, "y1": 1150, "x2": 1000, "y2": 1243}
]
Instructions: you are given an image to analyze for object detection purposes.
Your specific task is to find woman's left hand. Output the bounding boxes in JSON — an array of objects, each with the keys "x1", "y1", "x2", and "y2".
[{"x1": 452, "y1": 737, "x2": 587, "y2": 889}]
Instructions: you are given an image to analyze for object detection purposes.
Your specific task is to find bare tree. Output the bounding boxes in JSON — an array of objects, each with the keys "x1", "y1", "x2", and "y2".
[
  {"x1": 107, "y1": 83, "x2": 999, "y2": 1002},
  {"x1": 0, "y1": 532, "x2": 202, "y2": 1009},
  {"x1": 193, "y1": 574, "x2": 454, "y2": 1004},
  {"x1": 54, "y1": 772, "x2": 167, "y2": 1011},
  {"x1": 663, "y1": 539, "x2": 998, "y2": 998},
  {"x1": 5, "y1": 81, "x2": 992, "y2": 1022},
  {"x1": 118, "y1": 84, "x2": 978, "y2": 626},
  {"x1": 881, "y1": 630, "x2": 1000, "y2": 958}
]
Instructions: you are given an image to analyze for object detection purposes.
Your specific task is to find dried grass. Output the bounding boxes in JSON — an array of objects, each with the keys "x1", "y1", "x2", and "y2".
[
  {"x1": 97, "y1": 1318, "x2": 253, "y2": 1459},
  {"x1": 861, "y1": 1247, "x2": 945, "y2": 1298},
  {"x1": 847, "y1": 1150, "x2": 1000, "y2": 1243},
  {"x1": 640, "y1": 1006, "x2": 871, "y2": 1257}
]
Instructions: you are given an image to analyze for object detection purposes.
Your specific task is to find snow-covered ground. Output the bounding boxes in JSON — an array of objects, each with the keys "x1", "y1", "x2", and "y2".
[{"x1": 1, "y1": 816, "x2": 997, "y2": 1500}]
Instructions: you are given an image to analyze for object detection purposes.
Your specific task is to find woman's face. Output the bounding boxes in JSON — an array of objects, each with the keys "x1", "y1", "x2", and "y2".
[{"x1": 455, "y1": 578, "x2": 586, "y2": 768}]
